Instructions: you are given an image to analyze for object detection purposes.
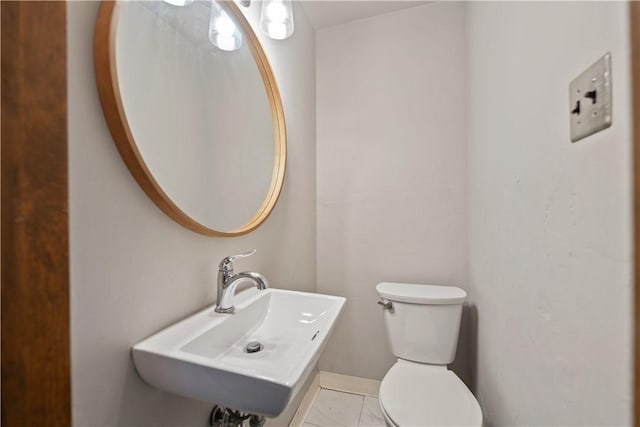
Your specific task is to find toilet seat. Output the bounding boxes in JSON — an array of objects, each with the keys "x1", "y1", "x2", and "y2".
[{"x1": 379, "y1": 360, "x2": 482, "y2": 427}]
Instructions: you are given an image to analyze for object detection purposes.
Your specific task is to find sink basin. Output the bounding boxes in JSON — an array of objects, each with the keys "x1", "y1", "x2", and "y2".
[{"x1": 132, "y1": 288, "x2": 346, "y2": 417}]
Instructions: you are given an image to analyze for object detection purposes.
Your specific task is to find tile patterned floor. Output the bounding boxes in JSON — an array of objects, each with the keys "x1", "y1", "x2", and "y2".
[{"x1": 303, "y1": 389, "x2": 385, "y2": 427}]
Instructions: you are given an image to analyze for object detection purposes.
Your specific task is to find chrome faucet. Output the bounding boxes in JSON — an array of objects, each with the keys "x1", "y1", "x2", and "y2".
[{"x1": 215, "y1": 250, "x2": 269, "y2": 314}]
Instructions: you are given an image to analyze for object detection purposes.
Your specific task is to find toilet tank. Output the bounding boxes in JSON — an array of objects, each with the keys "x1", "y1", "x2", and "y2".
[{"x1": 376, "y1": 282, "x2": 466, "y2": 365}]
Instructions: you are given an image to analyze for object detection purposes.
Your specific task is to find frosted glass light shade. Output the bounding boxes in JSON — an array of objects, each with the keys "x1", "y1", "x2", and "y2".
[
  {"x1": 260, "y1": 0, "x2": 294, "y2": 40},
  {"x1": 163, "y1": 0, "x2": 194, "y2": 6},
  {"x1": 208, "y1": 0, "x2": 243, "y2": 51}
]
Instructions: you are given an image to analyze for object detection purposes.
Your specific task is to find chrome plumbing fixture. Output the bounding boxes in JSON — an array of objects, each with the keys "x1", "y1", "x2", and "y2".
[{"x1": 215, "y1": 250, "x2": 269, "y2": 314}]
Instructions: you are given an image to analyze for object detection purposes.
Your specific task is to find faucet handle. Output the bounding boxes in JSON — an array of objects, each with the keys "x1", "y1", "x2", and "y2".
[{"x1": 219, "y1": 249, "x2": 256, "y2": 271}]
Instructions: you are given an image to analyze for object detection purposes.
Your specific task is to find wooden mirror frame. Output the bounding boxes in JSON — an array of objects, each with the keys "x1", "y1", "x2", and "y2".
[{"x1": 94, "y1": 0, "x2": 286, "y2": 237}]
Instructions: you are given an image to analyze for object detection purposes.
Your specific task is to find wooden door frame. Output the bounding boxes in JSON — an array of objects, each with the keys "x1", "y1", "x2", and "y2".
[{"x1": 1, "y1": 1, "x2": 71, "y2": 425}]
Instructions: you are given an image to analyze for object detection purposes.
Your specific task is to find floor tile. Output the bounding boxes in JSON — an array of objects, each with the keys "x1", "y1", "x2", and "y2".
[
  {"x1": 304, "y1": 389, "x2": 364, "y2": 427},
  {"x1": 358, "y1": 396, "x2": 385, "y2": 427}
]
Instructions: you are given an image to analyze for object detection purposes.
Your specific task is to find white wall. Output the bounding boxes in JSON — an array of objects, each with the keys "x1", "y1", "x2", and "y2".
[
  {"x1": 68, "y1": 1, "x2": 316, "y2": 425},
  {"x1": 316, "y1": 2, "x2": 468, "y2": 381},
  {"x1": 467, "y1": 2, "x2": 632, "y2": 425}
]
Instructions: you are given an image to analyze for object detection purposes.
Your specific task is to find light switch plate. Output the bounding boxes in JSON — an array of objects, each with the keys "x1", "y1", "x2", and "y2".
[{"x1": 569, "y1": 52, "x2": 612, "y2": 143}]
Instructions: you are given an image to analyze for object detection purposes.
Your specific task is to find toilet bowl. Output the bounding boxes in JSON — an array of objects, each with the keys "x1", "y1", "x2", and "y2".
[
  {"x1": 378, "y1": 360, "x2": 481, "y2": 426},
  {"x1": 376, "y1": 282, "x2": 482, "y2": 427}
]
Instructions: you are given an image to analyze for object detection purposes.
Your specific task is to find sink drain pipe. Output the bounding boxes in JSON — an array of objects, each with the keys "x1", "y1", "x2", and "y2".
[{"x1": 209, "y1": 405, "x2": 265, "y2": 427}]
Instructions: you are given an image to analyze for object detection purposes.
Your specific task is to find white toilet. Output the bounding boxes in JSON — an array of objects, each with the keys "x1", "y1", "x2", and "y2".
[{"x1": 376, "y1": 282, "x2": 482, "y2": 426}]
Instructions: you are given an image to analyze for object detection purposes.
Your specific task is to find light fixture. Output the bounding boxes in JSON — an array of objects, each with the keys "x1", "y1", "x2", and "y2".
[
  {"x1": 208, "y1": 0, "x2": 243, "y2": 51},
  {"x1": 162, "y1": 0, "x2": 194, "y2": 6},
  {"x1": 260, "y1": 0, "x2": 294, "y2": 40}
]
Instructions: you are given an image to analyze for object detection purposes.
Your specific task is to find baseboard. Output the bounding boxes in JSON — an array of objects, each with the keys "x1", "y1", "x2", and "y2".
[
  {"x1": 318, "y1": 371, "x2": 381, "y2": 397},
  {"x1": 288, "y1": 373, "x2": 321, "y2": 427}
]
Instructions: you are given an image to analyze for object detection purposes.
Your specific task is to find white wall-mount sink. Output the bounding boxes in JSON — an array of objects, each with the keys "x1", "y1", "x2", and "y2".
[{"x1": 132, "y1": 288, "x2": 346, "y2": 417}]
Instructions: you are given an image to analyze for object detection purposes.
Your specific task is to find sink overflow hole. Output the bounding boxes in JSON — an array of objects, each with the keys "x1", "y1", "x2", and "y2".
[{"x1": 244, "y1": 341, "x2": 264, "y2": 354}]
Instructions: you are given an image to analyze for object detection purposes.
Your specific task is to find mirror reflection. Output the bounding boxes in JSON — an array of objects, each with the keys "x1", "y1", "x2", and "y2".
[{"x1": 113, "y1": 1, "x2": 279, "y2": 232}]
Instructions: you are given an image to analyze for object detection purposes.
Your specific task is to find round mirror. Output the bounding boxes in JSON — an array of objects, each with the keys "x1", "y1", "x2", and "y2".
[{"x1": 94, "y1": 0, "x2": 286, "y2": 236}]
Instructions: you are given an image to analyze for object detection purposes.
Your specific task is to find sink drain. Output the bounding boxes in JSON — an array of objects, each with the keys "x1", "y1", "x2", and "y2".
[{"x1": 244, "y1": 341, "x2": 264, "y2": 354}]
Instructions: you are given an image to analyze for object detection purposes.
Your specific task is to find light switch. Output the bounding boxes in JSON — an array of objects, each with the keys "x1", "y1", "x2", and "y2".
[{"x1": 569, "y1": 52, "x2": 612, "y2": 143}]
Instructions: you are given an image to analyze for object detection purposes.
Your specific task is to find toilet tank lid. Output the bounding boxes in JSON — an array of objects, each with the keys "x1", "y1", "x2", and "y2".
[{"x1": 376, "y1": 282, "x2": 466, "y2": 304}]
